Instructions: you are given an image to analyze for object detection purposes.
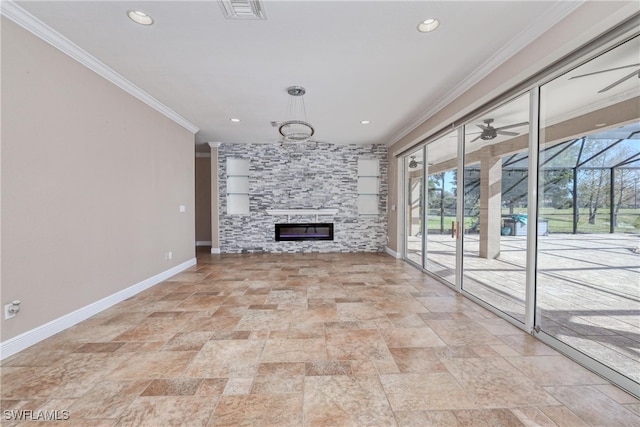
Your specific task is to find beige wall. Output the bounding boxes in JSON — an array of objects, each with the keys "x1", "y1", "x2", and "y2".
[
  {"x1": 385, "y1": 1, "x2": 638, "y2": 252},
  {"x1": 1, "y1": 18, "x2": 195, "y2": 341},
  {"x1": 195, "y1": 156, "x2": 212, "y2": 243}
]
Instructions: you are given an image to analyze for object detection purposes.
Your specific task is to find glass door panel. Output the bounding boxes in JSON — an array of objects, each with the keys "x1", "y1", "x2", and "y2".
[
  {"x1": 462, "y1": 93, "x2": 531, "y2": 323},
  {"x1": 538, "y1": 35, "x2": 640, "y2": 387},
  {"x1": 405, "y1": 148, "x2": 424, "y2": 266},
  {"x1": 424, "y1": 131, "x2": 458, "y2": 285}
]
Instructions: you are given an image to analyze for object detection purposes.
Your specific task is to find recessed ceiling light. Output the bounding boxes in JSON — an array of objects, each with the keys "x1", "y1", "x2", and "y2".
[
  {"x1": 360, "y1": 120, "x2": 371, "y2": 125},
  {"x1": 230, "y1": 118, "x2": 241, "y2": 123},
  {"x1": 127, "y1": 10, "x2": 154, "y2": 26},
  {"x1": 417, "y1": 18, "x2": 440, "y2": 33},
  {"x1": 595, "y1": 123, "x2": 607, "y2": 127}
]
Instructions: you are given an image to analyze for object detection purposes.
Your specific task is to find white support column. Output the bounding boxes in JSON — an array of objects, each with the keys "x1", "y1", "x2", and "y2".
[
  {"x1": 479, "y1": 146, "x2": 502, "y2": 259},
  {"x1": 208, "y1": 142, "x2": 222, "y2": 254}
]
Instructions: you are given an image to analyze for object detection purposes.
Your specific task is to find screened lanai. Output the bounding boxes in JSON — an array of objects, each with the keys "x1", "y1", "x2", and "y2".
[
  {"x1": 418, "y1": 123, "x2": 640, "y2": 384},
  {"x1": 403, "y1": 32, "x2": 639, "y2": 395},
  {"x1": 459, "y1": 123, "x2": 640, "y2": 236}
]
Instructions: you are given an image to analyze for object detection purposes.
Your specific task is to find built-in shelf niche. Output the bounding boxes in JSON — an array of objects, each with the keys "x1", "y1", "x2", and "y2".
[
  {"x1": 357, "y1": 159, "x2": 379, "y2": 215},
  {"x1": 226, "y1": 157, "x2": 250, "y2": 215}
]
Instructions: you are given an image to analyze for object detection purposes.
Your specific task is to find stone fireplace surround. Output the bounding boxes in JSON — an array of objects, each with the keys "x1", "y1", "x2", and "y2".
[{"x1": 218, "y1": 143, "x2": 388, "y2": 253}]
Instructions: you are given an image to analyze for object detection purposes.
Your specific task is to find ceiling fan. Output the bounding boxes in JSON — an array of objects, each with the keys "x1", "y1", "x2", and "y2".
[
  {"x1": 470, "y1": 118, "x2": 529, "y2": 142},
  {"x1": 408, "y1": 156, "x2": 422, "y2": 168},
  {"x1": 568, "y1": 63, "x2": 640, "y2": 93}
]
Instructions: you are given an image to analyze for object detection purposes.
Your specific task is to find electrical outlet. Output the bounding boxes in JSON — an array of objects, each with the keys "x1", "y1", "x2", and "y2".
[{"x1": 5, "y1": 303, "x2": 16, "y2": 320}]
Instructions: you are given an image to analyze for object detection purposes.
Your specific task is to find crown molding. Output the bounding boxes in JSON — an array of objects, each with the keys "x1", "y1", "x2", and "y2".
[
  {"x1": 1, "y1": 0, "x2": 200, "y2": 134},
  {"x1": 388, "y1": 0, "x2": 584, "y2": 147},
  {"x1": 207, "y1": 142, "x2": 223, "y2": 148}
]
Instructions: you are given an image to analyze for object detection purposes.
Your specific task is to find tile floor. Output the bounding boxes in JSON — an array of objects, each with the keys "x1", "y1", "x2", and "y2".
[
  {"x1": 409, "y1": 233, "x2": 640, "y2": 383},
  {"x1": 1, "y1": 251, "x2": 639, "y2": 426}
]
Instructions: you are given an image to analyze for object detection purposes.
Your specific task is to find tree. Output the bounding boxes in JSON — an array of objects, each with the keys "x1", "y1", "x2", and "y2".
[
  {"x1": 540, "y1": 169, "x2": 573, "y2": 209},
  {"x1": 576, "y1": 138, "x2": 613, "y2": 225}
]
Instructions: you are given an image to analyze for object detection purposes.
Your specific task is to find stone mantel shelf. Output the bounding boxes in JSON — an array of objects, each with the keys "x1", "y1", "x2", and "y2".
[{"x1": 266, "y1": 209, "x2": 338, "y2": 223}]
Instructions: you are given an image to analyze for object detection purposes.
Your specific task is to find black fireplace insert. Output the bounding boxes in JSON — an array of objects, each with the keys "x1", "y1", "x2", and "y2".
[{"x1": 275, "y1": 223, "x2": 334, "y2": 241}]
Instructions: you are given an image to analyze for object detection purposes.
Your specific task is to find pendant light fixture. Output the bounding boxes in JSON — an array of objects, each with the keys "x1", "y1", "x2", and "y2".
[{"x1": 278, "y1": 86, "x2": 315, "y2": 143}]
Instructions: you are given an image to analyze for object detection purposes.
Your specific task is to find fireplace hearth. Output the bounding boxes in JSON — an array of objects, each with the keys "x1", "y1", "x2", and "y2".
[{"x1": 275, "y1": 223, "x2": 334, "y2": 241}]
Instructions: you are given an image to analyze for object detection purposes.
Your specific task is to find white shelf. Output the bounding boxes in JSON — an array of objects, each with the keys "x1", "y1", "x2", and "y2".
[
  {"x1": 357, "y1": 159, "x2": 379, "y2": 215},
  {"x1": 227, "y1": 194, "x2": 250, "y2": 215},
  {"x1": 357, "y1": 195, "x2": 379, "y2": 215},
  {"x1": 266, "y1": 209, "x2": 338, "y2": 216},
  {"x1": 226, "y1": 157, "x2": 250, "y2": 215},
  {"x1": 266, "y1": 209, "x2": 338, "y2": 223},
  {"x1": 227, "y1": 176, "x2": 249, "y2": 194},
  {"x1": 227, "y1": 158, "x2": 250, "y2": 175},
  {"x1": 357, "y1": 159, "x2": 380, "y2": 177},
  {"x1": 357, "y1": 176, "x2": 378, "y2": 194}
]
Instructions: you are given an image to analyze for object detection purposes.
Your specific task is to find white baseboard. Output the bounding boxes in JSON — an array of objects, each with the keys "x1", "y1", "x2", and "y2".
[
  {"x1": 0, "y1": 258, "x2": 197, "y2": 360},
  {"x1": 210, "y1": 247, "x2": 221, "y2": 254},
  {"x1": 196, "y1": 241, "x2": 212, "y2": 246},
  {"x1": 385, "y1": 246, "x2": 401, "y2": 259}
]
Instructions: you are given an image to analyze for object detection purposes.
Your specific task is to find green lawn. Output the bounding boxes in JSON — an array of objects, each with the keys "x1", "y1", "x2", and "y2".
[
  {"x1": 425, "y1": 208, "x2": 640, "y2": 234},
  {"x1": 538, "y1": 207, "x2": 640, "y2": 233}
]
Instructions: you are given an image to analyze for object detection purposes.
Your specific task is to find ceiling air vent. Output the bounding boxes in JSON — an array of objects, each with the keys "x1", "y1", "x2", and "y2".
[{"x1": 219, "y1": 0, "x2": 266, "y2": 20}]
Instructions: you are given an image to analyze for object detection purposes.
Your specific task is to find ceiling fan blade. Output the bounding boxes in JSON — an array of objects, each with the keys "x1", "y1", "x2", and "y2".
[
  {"x1": 569, "y1": 63, "x2": 640, "y2": 80},
  {"x1": 598, "y1": 69, "x2": 640, "y2": 93},
  {"x1": 495, "y1": 121, "x2": 529, "y2": 131},
  {"x1": 470, "y1": 135, "x2": 482, "y2": 142},
  {"x1": 496, "y1": 130, "x2": 519, "y2": 136},
  {"x1": 476, "y1": 124, "x2": 488, "y2": 130}
]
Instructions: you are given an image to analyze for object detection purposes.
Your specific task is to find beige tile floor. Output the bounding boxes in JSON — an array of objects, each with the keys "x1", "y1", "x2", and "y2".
[
  {"x1": 410, "y1": 233, "x2": 640, "y2": 383},
  {"x1": 1, "y1": 251, "x2": 639, "y2": 426}
]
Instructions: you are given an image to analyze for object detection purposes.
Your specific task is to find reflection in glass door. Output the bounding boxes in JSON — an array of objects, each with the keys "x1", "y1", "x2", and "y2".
[
  {"x1": 400, "y1": 32, "x2": 638, "y2": 396},
  {"x1": 424, "y1": 131, "x2": 458, "y2": 285},
  {"x1": 462, "y1": 93, "x2": 531, "y2": 323},
  {"x1": 405, "y1": 148, "x2": 424, "y2": 266},
  {"x1": 537, "y1": 35, "x2": 640, "y2": 390}
]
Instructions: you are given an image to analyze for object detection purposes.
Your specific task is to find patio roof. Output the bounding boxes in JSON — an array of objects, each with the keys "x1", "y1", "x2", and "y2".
[{"x1": 465, "y1": 121, "x2": 640, "y2": 171}]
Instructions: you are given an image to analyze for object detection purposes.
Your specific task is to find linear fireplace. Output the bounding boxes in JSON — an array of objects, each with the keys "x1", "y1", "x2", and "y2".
[{"x1": 275, "y1": 223, "x2": 334, "y2": 241}]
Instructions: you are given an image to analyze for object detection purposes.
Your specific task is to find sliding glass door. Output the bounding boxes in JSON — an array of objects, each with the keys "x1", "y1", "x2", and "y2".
[
  {"x1": 424, "y1": 131, "x2": 458, "y2": 285},
  {"x1": 401, "y1": 30, "x2": 639, "y2": 397},
  {"x1": 537, "y1": 35, "x2": 640, "y2": 389},
  {"x1": 460, "y1": 93, "x2": 531, "y2": 323},
  {"x1": 405, "y1": 147, "x2": 424, "y2": 266}
]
